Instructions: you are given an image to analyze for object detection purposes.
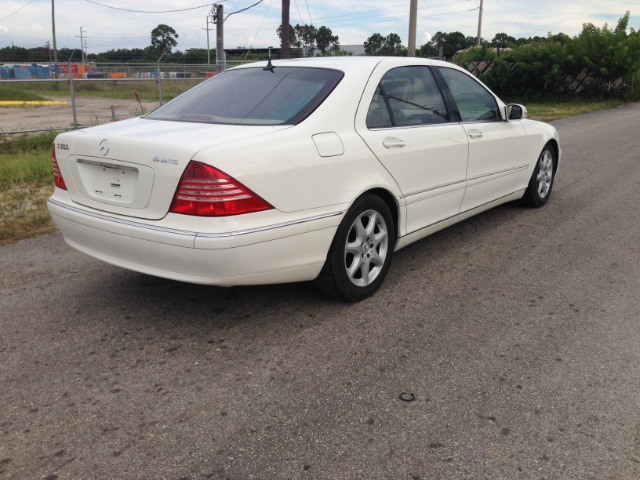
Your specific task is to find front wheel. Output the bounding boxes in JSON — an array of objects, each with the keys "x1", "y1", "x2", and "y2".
[
  {"x1": 521, "y1": 144, "x2": 557, "y2": 208},
  {"x1": 315, "y1": 194, "x2": 395, "y2": 302}
]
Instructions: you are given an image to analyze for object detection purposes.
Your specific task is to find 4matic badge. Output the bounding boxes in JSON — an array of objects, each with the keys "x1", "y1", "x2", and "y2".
[{"x1": 153, "y1": 155, "x2": 179, "y2": 165}]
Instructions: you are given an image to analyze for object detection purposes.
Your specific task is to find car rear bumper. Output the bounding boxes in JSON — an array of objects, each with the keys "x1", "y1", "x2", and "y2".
[{"x1": 47, "y1": 197, "x2": 341, "y2": 286}]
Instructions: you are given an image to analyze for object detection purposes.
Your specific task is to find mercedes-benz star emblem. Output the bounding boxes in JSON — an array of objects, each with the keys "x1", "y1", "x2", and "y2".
[{"x1": 99, "y1": 139, "x2": 110, "y2": 156}]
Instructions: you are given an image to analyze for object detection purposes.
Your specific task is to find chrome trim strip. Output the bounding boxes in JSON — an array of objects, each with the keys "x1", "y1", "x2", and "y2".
[
  {"x1": 400, "y1": 165, "x2": 528, "y2": 199},
  {"x1": 48, "y1": 198, "x2": 344, "y2": 239},
  {"x1": 466, "y1": 164, "x2": 528, "y2": 182},
  {"x1": 49, "y1": 198, "x2": 198, "y2": 236},
  {"x1": 196, "y1": 212, "x2": 343, "y2": 238},
  {"x1": 402, "y1": 188, "x2": 524, "y2": 237},
  {"x1": 402, "y1": 178, "x2": 467, "y2": 199}
]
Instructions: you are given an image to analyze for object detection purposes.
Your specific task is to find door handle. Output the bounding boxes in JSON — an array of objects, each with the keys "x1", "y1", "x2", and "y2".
[
  {"x1": 468, "y1": 129, "x2": 483, "y2": 139},
  {"x1": 383, "y1": 138, "x2": 406, "y2": 149}
]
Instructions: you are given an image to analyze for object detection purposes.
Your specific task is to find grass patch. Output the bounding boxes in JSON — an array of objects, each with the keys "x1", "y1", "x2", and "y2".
[
  {"x1": 0, "y1": 85, "x2": 46, "y2": 102},
  {"x1": 0, "y1": 131, "x2": 57, "y2": 155},
  {"x1": 0, "y1": 134, "x2": 56, "y2": 245},
  {"x1": 523, "y1": 99, "x2": 625, "y2": 122},
  {"x1": 5, "y1": 78, "x2": 202, "y2": 102}
]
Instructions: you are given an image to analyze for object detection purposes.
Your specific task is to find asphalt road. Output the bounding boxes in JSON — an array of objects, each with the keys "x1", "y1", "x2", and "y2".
[{"x1": 1, "y1": 104, "x2": 639, "y2": 479}]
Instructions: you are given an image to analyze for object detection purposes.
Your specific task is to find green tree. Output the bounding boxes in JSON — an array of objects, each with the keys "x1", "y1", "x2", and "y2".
[
  {"x1": 275, "y1": 24, "x2": 328, "y2": 54},
  {"x1": 454, "y1": 13, "x2": 640, "y2": 99},
  {"x1": 383, "y1": 33, "x2": 405, "y2": 55},
  {"x1": 277, "y1": 24, "x2": 298, "y2": 48},
  {"x1": 151, "y1": 24, "x2": 179, "y2": 55},
  {"x1": 568, "y1": 12, "x2": 640, "y2": 93},
  {"x1": 417, "y1": 42, "x2": 439, "y2": 58},
  {"x1": 316, "y1": 26, "x2": 339, "y2": 54},
  {"x1": 181, "y1": 48, "x2": 209, "y2": 63},
  {"x1": 491, "y1": 32, "x2": 516, "y2": 56},
  {"x1": 296, "y1": 24, "x2": 318, "y2": 52},
  {"x1": 364, "y1": 33, "x2": 406, "y2": 56},
  {"x1": 431, "y1": 31, "x2": 474, "y2": 59},
  {"x1": 364, "y1": 33, "x2": 385, "y2": 55}
]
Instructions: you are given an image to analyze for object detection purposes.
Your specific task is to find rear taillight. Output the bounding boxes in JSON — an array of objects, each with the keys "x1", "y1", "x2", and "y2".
[
  {"x1": 51, "y1": 144, "x2": 67, "y2": 190},
  {"x1": 169, "y1": 161, "x2": 273, "y2": 217}
]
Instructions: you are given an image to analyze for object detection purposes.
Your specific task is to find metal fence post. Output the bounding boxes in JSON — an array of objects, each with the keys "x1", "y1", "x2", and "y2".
[
  {"x1": 68, "y1": 61, "x2": 78, "y2": 129},
  {"x1": 157, "y1": 52, "x2": 165, "y2": 106}
]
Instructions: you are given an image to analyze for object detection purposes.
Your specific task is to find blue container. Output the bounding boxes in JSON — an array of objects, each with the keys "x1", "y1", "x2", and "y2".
[
  {"x1": 86, "y1": 72, "x2": 107, "y2": 79},
  {"x1": 12, "y1": 68, "x2": 31, "y2": 79},
  {"x1": 137, "y1": 72, "x2": 158, "y2": 78}
]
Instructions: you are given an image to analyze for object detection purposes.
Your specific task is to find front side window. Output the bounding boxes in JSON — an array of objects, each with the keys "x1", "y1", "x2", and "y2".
[
  {"x1": 146, "y1": 67, "x2": 343, "y2": 126},
  {"x1": 438, "y1": 67, "x2": 501, "y2": 122},
  {"x1": 366, "y1": 66, "x2": 449, "y2": 129}
]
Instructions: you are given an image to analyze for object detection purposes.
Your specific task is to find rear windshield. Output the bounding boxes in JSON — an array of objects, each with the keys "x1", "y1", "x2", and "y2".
[{"x1": 146, "y1": 66, "x2": 344, "y2": 126}]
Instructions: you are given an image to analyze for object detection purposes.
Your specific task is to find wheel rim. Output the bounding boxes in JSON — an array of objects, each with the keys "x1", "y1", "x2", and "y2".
[
  {"x1": 344, "y1": 209, "x2": 389, "y2": 287},
  {"x1": 536, "y1": 150, "x2": 554, "y2": 198}
]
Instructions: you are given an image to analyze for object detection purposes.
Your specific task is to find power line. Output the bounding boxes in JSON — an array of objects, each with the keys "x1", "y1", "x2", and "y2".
[
  {"x1": 314, "y1": 4, "x2": 478, "y2": 29},
  {"x1": 246, "y1": 0, "x2": 274, "y2": 52},
  {"x1": 292, "y1": 0, "x2": 304, "y2": 24},
  {"x1": 82, "y1": 0, "x2": 213, "y2": 14},
  {"x1": 305, "y1": 0, "x2": 312, "y2": 25},
  {"x1": 473, "y1": 1, "x2": 504, "y2": 38},
  {"x1": 313, "y1": 2, "x2": 410, "y2": 23},
  {"x1": 311, "y1": 0, "x2": 472, "y2": 25},
  {"x1": 0, "y1": 0, "x2": 36, "y2": 23},
  {"x1": 214, "y1": 0, "x2": 475, "y2": 29},
  {"x1": 225, "y1": 0, "x2": 265, "y2": 21},
  {"x1": 493, "y1": 0, "x2": 530, "y2": 36}
]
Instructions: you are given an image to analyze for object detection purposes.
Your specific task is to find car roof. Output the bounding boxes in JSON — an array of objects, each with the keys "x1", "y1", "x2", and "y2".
[{"x1": 230, "y1": 56, "x2": 460, "y2": 75}]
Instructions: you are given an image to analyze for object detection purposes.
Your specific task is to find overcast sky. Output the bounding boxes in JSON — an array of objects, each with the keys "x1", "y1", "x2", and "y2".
[{"x1": 1, "y1": 0, "x2": 638, "y2": 54}]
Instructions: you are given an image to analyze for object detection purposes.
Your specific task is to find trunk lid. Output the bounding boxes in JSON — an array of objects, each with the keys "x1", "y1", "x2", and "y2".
[{"x1": 56, "y1": 117, "x2": 289, "y2": 220}]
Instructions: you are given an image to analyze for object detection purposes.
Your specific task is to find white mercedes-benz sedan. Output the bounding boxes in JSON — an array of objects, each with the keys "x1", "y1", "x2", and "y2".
[{"x1": 48, "y1": 57, "x2": 560, "y2": 301}]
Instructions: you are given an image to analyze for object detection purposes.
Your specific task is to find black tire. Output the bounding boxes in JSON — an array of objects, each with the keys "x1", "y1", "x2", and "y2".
[
  {"x1": 522, "y1": 143, "x2": 557, "y2": 208},
  {"x1": 315, "y1": 194, "x2": 395, "y2": 302}
]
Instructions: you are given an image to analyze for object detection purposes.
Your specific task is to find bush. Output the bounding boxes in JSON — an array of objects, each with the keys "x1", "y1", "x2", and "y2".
[{"x1": 454, "y1": 13, "x2": 640, "y2": 100}]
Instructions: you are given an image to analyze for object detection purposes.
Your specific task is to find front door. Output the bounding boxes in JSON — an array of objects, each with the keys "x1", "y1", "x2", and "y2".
[{"x1": 436, "y1": 66, "x2": 529, "y2": 212}]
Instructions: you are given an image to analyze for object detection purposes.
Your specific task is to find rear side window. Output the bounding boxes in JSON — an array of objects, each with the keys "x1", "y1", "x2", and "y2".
[
  {"x1": 366, "y1": 66, "x2": 449, "y2": 129},
  {"x1": 438, "y1": 67, "x2": 501, "y2": 122},
  {"x1": 146, "y1": 67, "x2": 343, "y2": 126}
]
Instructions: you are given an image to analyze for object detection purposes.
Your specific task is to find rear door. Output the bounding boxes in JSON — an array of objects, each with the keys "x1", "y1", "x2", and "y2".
[{"x1": 355, "y1": 65, "x2": 469, "y2": 236}]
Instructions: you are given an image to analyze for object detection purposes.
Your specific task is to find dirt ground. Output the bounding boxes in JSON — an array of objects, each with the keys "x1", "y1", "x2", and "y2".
[{"x1": 1, "y1": 96, "x2": 159, "y2": 134}]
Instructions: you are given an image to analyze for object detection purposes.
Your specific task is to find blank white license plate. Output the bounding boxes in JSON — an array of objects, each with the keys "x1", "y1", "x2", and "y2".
[{"x1": 78, "y1": 160, "x2": 139, "y2": 204}]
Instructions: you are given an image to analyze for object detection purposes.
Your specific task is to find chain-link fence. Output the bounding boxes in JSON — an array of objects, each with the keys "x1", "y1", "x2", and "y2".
[{"x1": 1, "y1": 62, "x2": 251, "y2": 135}]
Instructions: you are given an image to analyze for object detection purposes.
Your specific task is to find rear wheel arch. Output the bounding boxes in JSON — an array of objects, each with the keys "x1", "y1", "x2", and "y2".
[
  {"x1": 314, "y1": 189, "x2": 399, "y2": 301},
  {"x1": 366, "y1": 188, "x2": 399, "y2": 242}
]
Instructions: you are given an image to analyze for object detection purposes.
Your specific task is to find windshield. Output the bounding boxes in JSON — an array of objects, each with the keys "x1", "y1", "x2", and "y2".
[{"x1": 146, "y1": 66, "x2": 344, "y2": 126}]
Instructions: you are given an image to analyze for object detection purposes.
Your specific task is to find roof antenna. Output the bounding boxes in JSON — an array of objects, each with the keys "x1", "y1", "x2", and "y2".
[{"x1": 263, "y1": 48, "x2": 275, "y2": 73}]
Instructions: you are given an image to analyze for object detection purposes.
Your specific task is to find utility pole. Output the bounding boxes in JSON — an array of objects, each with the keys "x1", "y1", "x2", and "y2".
[
  {"x1": 408, "y1": 0, "x2": 418, "y2": 57},
  {"x1": 204, "y1": 15, "x2": 211, "y2": 64},
  {"x1": 213, "y1": 3, "x2": 225, "y2": 70},
  {"x1": 77, "y1": 27, "x2": 86, "y2": 64},
  {"x1": 476, "y1": 0, "x2": 484, "y2": 46},
  {"x1": 281, "y1": 0, "x2": 290, "y2": 59},
  {"x1": 51, "y1": 0, "x2": 58, "y2": 78}
]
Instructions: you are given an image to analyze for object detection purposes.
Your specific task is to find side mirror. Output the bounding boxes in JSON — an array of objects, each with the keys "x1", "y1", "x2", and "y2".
[{"x1": 506, "y1": 104, "x2": 527, "y2": 121}]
